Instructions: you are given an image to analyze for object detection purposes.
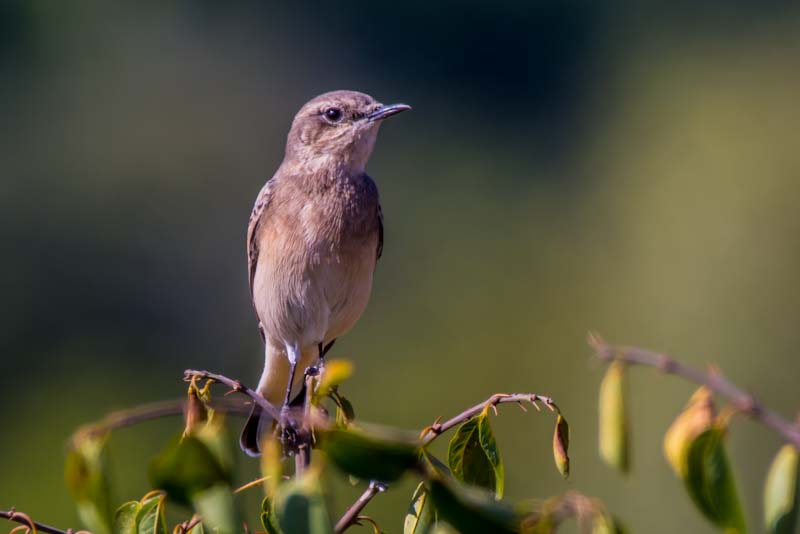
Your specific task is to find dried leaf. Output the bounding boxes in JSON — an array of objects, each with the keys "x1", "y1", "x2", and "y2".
[{"x1": 553, "y1": 415, "x2": 570, "y2": 479}]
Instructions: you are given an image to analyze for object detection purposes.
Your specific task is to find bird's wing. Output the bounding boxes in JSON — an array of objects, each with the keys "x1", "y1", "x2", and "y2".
[
  {"x1": 247, "y1": 178, "x2": 276, "y2": 335},
  {"x1": 376, "y1": 202, "x2": 384, "y2": 261}
]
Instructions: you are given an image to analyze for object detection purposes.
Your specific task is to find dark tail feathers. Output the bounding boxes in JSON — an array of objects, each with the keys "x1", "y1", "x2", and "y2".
[
  {"x1": 239, "y1": 404, "x2": 264, "y2": 457},
  {"x1": 239, "y1": 339, "x2": 337, "y2": 456}
]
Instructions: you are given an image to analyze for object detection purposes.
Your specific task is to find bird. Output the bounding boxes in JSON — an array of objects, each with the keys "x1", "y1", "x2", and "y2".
[{"x1": 239, "y1": 90, "x2": 410, "y2": 456}]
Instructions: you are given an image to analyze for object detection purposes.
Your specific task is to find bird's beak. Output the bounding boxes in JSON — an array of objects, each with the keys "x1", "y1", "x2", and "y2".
[{"x1": 367, "y1": 103, "x2": 412, "y2": 123}]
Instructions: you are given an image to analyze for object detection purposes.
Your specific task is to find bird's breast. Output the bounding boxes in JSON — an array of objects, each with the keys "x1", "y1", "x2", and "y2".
[{"x1": 253, "y1": 174, "x2": 380, "y2": 345}]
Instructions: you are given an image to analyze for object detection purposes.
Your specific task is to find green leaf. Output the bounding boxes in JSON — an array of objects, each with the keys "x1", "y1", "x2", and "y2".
[
  {"x1": 684, "y1": 426, "x2": 746, "y2": 533},
  {"x1": 764, "y1": 444, "x2": 799, "y2": 534},
  {"x1": 65, "y1": 433, "x2": 113, "y2": 534},
  {"x1": 427, "y1": 478, "x2": 518, "y2": 534},
  {"x1": 114, "y1": 502, "x2": 140, "y2": 534},
  {"x1": 193, "y1": 414, "x2": 236, "y2": 477},
  {"x1": 339, "y1": 395, "x2": 356, "y2": 421},
  {"x1": 552, "y1": 414, "x2": 570, "y2": 479},
  {"x1": 261, "y1": 496, "x2": 283, "y2": 534},
  {"x1": 150, "y1": 434, "x2": 230, "y2": 505},
  {"x1": 448, "y1": 411, "x2": 504, "y2": 497},
  {"x1": 405, "y1": 482, "x2": 437, "y2": 534},
  {"x1": 419, "y1": 449, "x2": 451, "y2": 477},
  {"x1": 331, "y1": 390, "x2": 356, "y2": 427},
  {"x1": 321, "y1": 427, "x2": 420, "y2": 482},
  {"x1": 192, "y1": 485, "x2": 239, "y2": 534},
  {"x1": 113, "y1": 494, "x2": 167, "y2": 534},
  {"x1": 598, "y1": 360, "x2": 629, "y2": 474},
  {"x1": 136, "y1": 494, "x2": 167, "y2": 534},
  {"x1": 273, "y1": 472, "x2": 333, "y2": 534}
]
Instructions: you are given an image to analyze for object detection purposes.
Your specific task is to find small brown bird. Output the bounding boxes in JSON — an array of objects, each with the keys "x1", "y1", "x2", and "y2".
[{"x1": 240, "y1": 90, "x2": 410, "y2": 456}]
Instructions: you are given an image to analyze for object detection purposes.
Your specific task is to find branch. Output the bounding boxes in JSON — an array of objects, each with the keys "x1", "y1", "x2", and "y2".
[
  {"x1": 184, "y1": 369, "x2": 282, "y2": 422},
  {"x1": 332, "y1": 392, "x2": 559, "y2": 532},
  {"x1": 421, "y1": 392, "x2": 559, "y2": 446},
  {"x1": 334, "y1": 481, "x2": 385, "y2": 534},
  {"x1": 588, "y1": 332, "x2": 800, "y2": 448},
  {"x1": 174, "y1": 514, "x2": 202, "y2": 533},
  {"x1": 0, "y1": 509, "x2": 88, "y2": 534},
  {"x1": 70, "y1": 397, "x2": 251, "y2": 442}
]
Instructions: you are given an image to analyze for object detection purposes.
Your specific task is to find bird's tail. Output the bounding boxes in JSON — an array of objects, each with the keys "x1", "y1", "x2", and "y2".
[
  {"x1": 239, "y1": 340, "x2": 336, "y2": 456},
  {"x1": 239, "y1": 404, "x2": 272, "y2": 457}
]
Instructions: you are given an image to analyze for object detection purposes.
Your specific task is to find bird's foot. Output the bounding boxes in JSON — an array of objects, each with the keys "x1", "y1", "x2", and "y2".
[
  {"x1": 303, "y1": 365, "x2": 321, "y2": 379},
  {"x1": 278, "y1": 406, "x2": 299, "y2": 449}
]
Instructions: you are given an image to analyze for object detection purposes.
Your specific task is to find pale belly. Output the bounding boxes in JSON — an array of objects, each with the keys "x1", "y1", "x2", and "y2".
[{"x1": 253, "y1": 233, "x2": 378, "y2": 349}]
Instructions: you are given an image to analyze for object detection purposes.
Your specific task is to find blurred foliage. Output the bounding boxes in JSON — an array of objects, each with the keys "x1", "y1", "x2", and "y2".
[
  {"x1": 58, "y1": 365, "x2": 586, "y2": 533},
  {"x1": 3, "y1": 2, "x2": 800, "y2": 533}
]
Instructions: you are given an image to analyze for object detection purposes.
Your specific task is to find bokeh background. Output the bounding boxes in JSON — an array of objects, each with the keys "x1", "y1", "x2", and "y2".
[{"x1": 2, "y1": 1, "x2": 800, "y2": 532}]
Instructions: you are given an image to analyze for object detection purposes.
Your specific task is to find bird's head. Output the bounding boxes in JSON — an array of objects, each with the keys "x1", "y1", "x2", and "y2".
[{"x1": 284, "y1": 90, "x2": 410, "y2": 173}]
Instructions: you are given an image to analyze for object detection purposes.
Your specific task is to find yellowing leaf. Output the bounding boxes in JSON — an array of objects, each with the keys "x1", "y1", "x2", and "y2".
[
  {"x1": 764, "y1": 444, "x2": 799, "y2": 534},
  {"x1": 405, "y1": 482, "x2": 436, "y2": 534},
  {"x1": 598, "y1": 361, "x2": 629, "y2": 473},
  {"x1": 663, "y1": 387, "x2": 715, "y2": 478},
  {"x1": 261, "y1": 434, "x2": 283, "y2": 497},
  {"x1": 317, "y1": 360, "x2": 354, "y2": 396},
  {"x1": 593, "y1": 513, "x2": 626, "y2": 534},
  {"x1": 553, "y1": 415, "x2": 570, "y2": 479}
]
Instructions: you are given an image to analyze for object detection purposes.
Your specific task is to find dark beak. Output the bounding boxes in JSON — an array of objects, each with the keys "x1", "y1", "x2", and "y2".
[{"x1": 367, "y1": 103, "x2": 411, "y2": 123}]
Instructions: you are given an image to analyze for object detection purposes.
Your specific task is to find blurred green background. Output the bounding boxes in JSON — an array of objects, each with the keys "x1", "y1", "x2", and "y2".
[{"x1": 2, "y1": 1, "x2": 800, "y2": 532}]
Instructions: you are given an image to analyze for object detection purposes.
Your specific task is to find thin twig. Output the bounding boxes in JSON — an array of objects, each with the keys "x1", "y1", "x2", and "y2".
[
  {"x1": 333, "y1": 391, "x2": 558, "y2": 532},
  {"x1": 421, "y1": 392, "x2": 558, "y2": 446},
  {"x1": 184, "y1": 369, "x2": 282, "y2": 421},
  {"x1": 588, "y1": 332, "x2": 800, "y2": 448},
  {"x1": 0, "y1": 509, "x2": 89, "y2": 534},
  {"x1": 334, "y1": 481, "x2": 385, "y2": 534},
  {"x1": 70, "y1": 397, "x2": 251, "y2": 443},
  {"x1": 174, "y1": 514, "x2": 202, "y2": 533}
]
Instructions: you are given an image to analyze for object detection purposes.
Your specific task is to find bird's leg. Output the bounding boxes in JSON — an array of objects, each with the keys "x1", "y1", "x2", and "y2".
[
  {"x1": 312, "y1": 341, "x2": 326, "y2": 376},
  {"x1": 301, "y1": 342, "x2": 326, "y2": 382},
  {"x1": 283, "y1": 360, "x2": 297, "y2": 407},
  {"x1": 282, "y1": 341, "x2": 301, "y2": 416},
  {"x1": 277, "y1": 342, "x2": 302, "y2": 451}
]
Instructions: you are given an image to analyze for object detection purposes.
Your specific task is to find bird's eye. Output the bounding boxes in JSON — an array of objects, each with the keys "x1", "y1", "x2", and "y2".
[{"x1": 323, "y1": 107, "x2": 343, "y2": 123}]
